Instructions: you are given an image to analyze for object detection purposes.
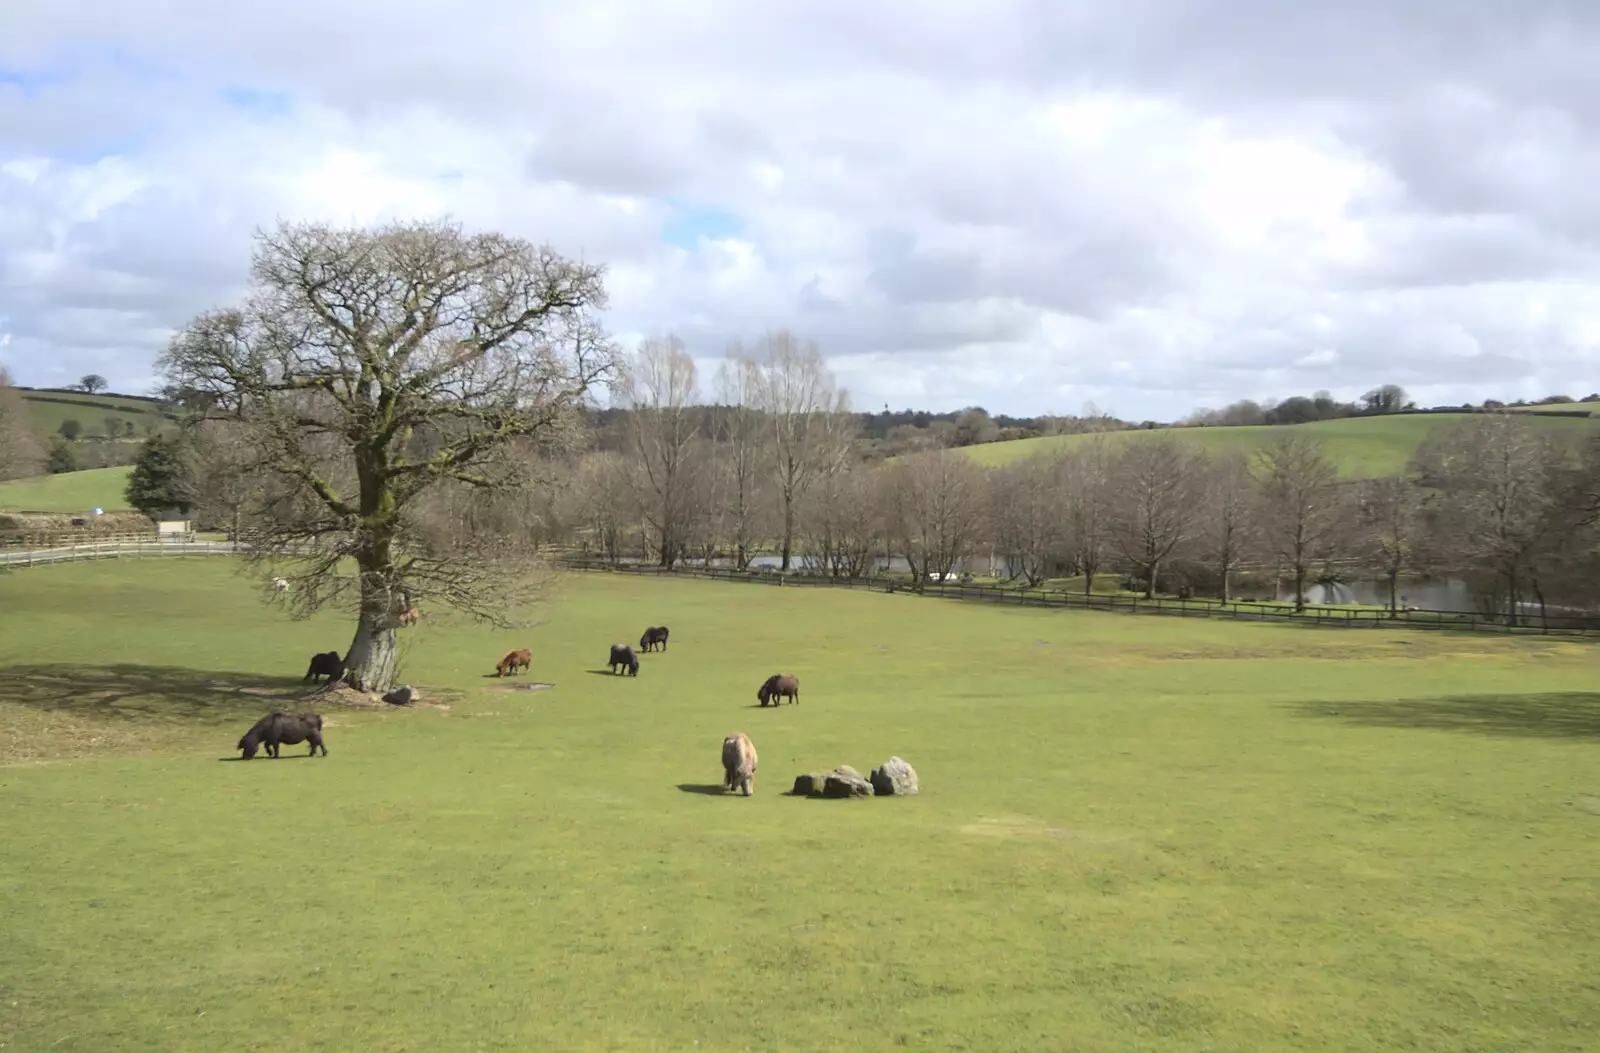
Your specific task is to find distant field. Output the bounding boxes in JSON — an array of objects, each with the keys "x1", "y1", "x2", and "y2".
[
  {"x1": 19, "y1": 389, "x2": 175, "y2": 439},
  {"x1": 1506, "y1": 403, "x2": 1599, "y2": 417},
  {"x1": 961, "y1": 413, "x2": 1600, "y2": 476},
  {"x1": 0, "y1": 466, "x2": 134, "y2": 512}
]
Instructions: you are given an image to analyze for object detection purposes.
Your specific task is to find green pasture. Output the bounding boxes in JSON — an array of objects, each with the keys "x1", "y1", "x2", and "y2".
[
  {"x1": 2, "y1": 559, "x2": 1599, "y2": 1051},
  {"x1": 1506, "y1": 403, "x2": 1599, "y2": 417},
  {"x1": 962, "y1": 412, "x2": 1600, "y2": 476},
  {"x1": 0, "y1": 465, "x2": 135, "y2": 513},
  {"x1": 19, "y1": 390, "x2": 174, "y2": 440}
]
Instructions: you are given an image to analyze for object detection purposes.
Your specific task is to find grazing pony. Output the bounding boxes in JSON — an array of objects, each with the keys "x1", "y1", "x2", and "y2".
[
  {"x1": 721, "y1": 732, "x2": 758, "y2": 796},
  {"x1": 757, "y1": 673, "x2": 800, "y2": 707},
  {"x1": 303, "y1": 651, "x2": 343, "y2": 684},
  {"x1": 608, "y1": 644, "x2": 639, "y2": 676},
  {"x1": 397, "y1": 606, "x2": 421, "y2": 628},
  {"x1": 639, "y1": 626, "x2": 670, "y2": 652},
  {"x1": 238, "y1": 711, "x2": 328, "y2": 759},
  {"x1": 496, "y1": 648, "x2": 532, "y2": 677}
]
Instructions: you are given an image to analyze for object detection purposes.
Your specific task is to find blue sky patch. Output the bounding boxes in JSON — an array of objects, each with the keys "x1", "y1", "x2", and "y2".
[
  {"x1": 0, "y1": 67, "x2": 62, "y2": 97},
  {"x1": 660, "y1": 198, "x2": 744, "y2": 250},
  {"x1": 222, "y1": 86, "x2": 293, "y2": 116}
]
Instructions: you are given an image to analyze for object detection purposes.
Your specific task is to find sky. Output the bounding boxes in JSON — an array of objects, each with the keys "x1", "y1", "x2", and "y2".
[{"x1": 2, "y1": 1, "x2": 1599, "y2": 421}]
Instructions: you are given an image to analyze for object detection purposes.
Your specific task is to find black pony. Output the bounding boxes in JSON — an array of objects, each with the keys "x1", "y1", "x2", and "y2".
[
  {"x1": 303, "y1": 651, "x2": 343, "y2": 684},
  {"x1": 238, "y1": 711, "x2": 328, "y2": 759},
  {"x1": 639, "y1": 626, "x2": 670, "y2": 652},
  {"x1": 608, "y1": 644, "x2": 640, "y2": 676}
]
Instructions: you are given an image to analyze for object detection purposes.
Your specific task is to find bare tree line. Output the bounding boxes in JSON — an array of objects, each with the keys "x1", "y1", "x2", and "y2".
[{"x1": 548, "y1": 398, "x2": 1600, "y2": 625}]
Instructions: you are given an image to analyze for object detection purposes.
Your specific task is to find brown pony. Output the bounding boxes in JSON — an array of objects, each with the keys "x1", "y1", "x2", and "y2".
[
  {"x1": 398, "y1": 606, "x2": 421, "y2": 628},
  {"x1": 496, "y1": 648, "x2": 532, "y2": 677},
  {"x1": 721, "y1": 732, "x2": 758, "y2": 796}
]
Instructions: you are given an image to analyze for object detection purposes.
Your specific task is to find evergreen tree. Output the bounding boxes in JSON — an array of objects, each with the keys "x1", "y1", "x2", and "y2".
[
  {"x1": 124, "y1": 433, "x2": 199, "y2": 518},
  {"x1": 46, "y1": 437, "x2": 77, "y2": 474}
]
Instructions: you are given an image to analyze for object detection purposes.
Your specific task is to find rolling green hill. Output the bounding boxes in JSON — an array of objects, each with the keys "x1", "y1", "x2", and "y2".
[
  {"x1": 0, "y1": 465, "x2": 135, "y2": 512},
  {"x1": 19, "y1": 388, "x2": 176, "y2": 440},
  {"x1": 959, "y1": 413, "x2": 1600, "y2": 477},
  {"x1": 1505, "y1": 403, "x2": 1600, "y2": 417}
]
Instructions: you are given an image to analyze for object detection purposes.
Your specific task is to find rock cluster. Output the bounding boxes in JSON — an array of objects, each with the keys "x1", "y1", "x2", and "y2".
[{"x1": 791, "y1": 757, "x2": 919, "y2": 799}]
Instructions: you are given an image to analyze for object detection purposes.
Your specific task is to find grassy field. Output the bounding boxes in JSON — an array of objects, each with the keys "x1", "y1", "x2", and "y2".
[
  {"x1": 1507, "y1": 403, "x2": 1599, "y2": 417},
  {"x1": 0, "y1": 465, "x2": 135, "y2": 512},
  {"x1": 2, "y1": 560, "x2": 1599, "y2": 1051},
  {"x1": 962, "y1": 412, "x2": 1600, "y2": 475},
  {"x1": 19, "y1": 389, "x2": 175, "y2": 440}
]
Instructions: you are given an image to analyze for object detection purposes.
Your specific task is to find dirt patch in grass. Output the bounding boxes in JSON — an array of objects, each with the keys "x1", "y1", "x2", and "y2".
[
  {"x1": 958, "y1": 815, "x2": 1139, "y2": 846},
  {"x1": 309, "y1": 683, "x2": 455, "y2": 711}
]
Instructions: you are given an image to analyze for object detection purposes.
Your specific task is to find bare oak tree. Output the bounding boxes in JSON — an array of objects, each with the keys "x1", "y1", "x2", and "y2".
[
  {"x1": 1106, "y1": 435, "x2": 1201, "y2": 597},
  {"x1": 1198, "y1": 449, "x2": 1256, "y2": 603},
  {"x1": 989, "y1": 454, "x2": 1063, "y2": 587},
  {"x1": 1353, "y1": 474, "x2": 1427, "y2": 617},
  {"x1": 711, "y1": 351, "x2": 766, "y2": 568},
  {"x1": 881, "y1": 448, "x2": 989, "y2": 586},
  {"x1": 743, "y1": 331, "x2": 853, "y2": 570},
  {"x1": 801, "y1": 462, "x2": 884, "y2": 578},
  {"x1": 160, "y1": 219, "x2": 616, "y2": 692},
  {"x1": 1255, "y1": 433, "x2": 1345, "y2": 612},
  {"x1": 189, "y1": 419, "x2": 259, "y2": 537},
  {"x1": 1412, "y1": 415, "x2": 1566, "y2": 624},
  {"x1": 1058, "y1": 440, "x2": 1112, "y2": 594},
  {"x1": 617, "y1": 335, "x2": 702, "y2": 568},
  {"x1": 571, "y1": 450, "x2": 637, "y2": 565},
  {"x1": 0, "y1": 367, "x2": 45, "y2": 482}
]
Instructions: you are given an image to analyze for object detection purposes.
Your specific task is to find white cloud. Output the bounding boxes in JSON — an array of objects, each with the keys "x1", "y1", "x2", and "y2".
[{"x1": 2, "y1": 1, "x2": 1599, "y2": 416}]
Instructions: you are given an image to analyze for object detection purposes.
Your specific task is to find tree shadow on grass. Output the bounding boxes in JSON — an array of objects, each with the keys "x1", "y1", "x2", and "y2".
[
  {"x1": 0, "y1": 663, "x2": 320, "y2": 728},
  {"x1": 1291, "y1": 692, "x2": 1600, "y2": 740}
]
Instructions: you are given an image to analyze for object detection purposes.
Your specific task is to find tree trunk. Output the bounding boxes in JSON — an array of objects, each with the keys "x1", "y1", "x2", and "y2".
[
  {"x1": 343, "y1": 607, "x2": 398, "y2": 693},
  {"x1": 344, "y1": 533, "x2": 400, "y2": 692},
  {"x1": 1294, "y1": 563, "x2": 1307, "y2": 613},
  {"x1": 1387, "y1": 567, "x2": 1399, "y2": 618},
  {"x1": 1219, "y1": 560, "x2": 1231, "y2": 604},
  {"x1": 1145, "y1": 559, "x2": 1160, "y2": 599},
  {"x1": 780, "y1": 493, "x2": 795, "y2": 571}
]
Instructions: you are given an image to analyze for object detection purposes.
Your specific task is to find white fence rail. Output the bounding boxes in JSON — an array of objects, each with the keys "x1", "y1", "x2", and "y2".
[{"x1": 0, "y1": 534, "x2": 246, "y2": 568}]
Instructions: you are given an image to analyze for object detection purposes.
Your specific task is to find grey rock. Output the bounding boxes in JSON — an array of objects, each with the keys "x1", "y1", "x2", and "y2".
[
  {"x1": 822, "y1": 765, "x2": 874, "y2": 798},
  {"x1": 869, "y1": 756, "x2": 919, "y2": 796},
  {"x1": 791, "y1": 773, "x2": 827, "y2": 796}
]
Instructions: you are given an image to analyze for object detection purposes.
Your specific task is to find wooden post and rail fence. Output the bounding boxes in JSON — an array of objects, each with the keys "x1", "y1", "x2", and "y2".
[{"x1": 3, "y1": 533, "x2": 1595, "y2": 638}]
